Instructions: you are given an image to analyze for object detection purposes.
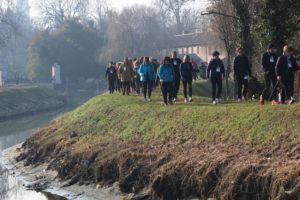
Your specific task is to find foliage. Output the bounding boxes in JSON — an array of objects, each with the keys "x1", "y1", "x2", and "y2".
[{"x1": 27, "y1": 20, "x2": 104, "y2": 81}]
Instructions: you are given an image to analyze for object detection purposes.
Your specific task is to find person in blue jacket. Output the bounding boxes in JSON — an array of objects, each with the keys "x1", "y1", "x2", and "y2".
[
  {"x1": 158, "y1": 56, "x2": 175, "y2": 106},
  {"x1": 180, "y1": 55, "x2": 198, "y2": 103},
  {"x1": 139, "y1": 57, "x2": 156, "y2": 101},
  {"x1": 207, "y1": 51, "x2": 225, "y2": 104}
]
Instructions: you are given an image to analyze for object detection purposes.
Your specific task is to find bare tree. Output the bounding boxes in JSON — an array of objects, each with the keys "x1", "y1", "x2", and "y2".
[
  {"x1": 37, "y1": 0, "x2": 89, "y2": 28},
  {"x1": 155, "y1": 0, "x2": 195, "y2": 34}
]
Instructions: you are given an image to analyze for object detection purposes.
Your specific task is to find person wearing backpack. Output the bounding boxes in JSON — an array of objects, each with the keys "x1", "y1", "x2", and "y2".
[
  {"x1": 207, "y1": 51, "x2": 225, "y2": 104},
  {"x1": 118, "y1": 58, "x2": 134, "y2": 96},
  {"x1": 158, "y1": 56, "x2": 175, "y2": 106},
  {"x1": 139, "y1": 57, "x2": 156, "y2": 101},
  {"x1": 105, "y1": 61, "x2": 117, "y2": 94},
  {"x1": 180, "y1": 55, "x2": 197, "y2": 103}
]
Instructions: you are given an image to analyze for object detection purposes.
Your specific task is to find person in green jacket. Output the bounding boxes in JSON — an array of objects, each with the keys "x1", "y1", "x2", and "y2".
[{"x1": 118, "y1": 58, "x2": 134, "y2": 96}]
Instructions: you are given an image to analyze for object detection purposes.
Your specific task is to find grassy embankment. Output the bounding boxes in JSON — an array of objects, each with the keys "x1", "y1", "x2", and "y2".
[
  {"x1": 18, "y1": 81, "x2": 300, "y2": 200},
  {"x1": 0, "y1": 86, "x2": 66, "y2": 121}
]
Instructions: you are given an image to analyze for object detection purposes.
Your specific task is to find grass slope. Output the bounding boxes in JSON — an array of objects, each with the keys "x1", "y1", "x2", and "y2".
[{"x1": 0, "y1": 86, "x2": 65, "y2": 120}]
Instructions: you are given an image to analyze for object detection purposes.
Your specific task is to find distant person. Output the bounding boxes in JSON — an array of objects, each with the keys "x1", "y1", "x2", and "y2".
[
  {"x1": 180, "y1": 55, "x2": 197, "y2": 103},
  {"x1": 276, "y1": 45, "x2": 299, "y2": 104},
  {"x1": 139, "y1": 57, "x2": 156, "y2": 101},
  {"x1": 115, "y1": 62, "x2": 122, "y2": 93},
  {"x1": 207, "y1": 51, "x2": 225, "y2": 104},
  {"x1": 133, "y1": 60, "x2": 141, "y2": 96},
  {"x1": 118, "y1": 58, "x2": 134, "y2": 96},
  {"x1": 233, "y1": 47, "x2": 252, "y2": 102},
  {"x1": 105, "y1": 62, "x2": 117, "y2": 94},
  {"x1": 171, "y1": 51, "x2": 182, "y2": 102},
  {"x1": 191, "y1": 58, "x2": 199, "y2": 80},
  {"x1": 158, "y1": 57, "x2": 175, "y2": 106},
  {"x1": 260, "y1": 44, "x2": 279, "y2": 105}
]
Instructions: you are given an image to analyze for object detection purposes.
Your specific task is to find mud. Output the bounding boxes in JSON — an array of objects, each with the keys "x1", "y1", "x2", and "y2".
[{"x1": 15, "y1": 129, "x2": 300, "y2": 200}]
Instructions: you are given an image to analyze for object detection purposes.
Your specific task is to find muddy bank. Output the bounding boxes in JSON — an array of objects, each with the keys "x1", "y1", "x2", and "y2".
[
  {"x1": 0, "y1": 86, "x2": 66, "y2": 122},
  {"x1": 2, "y1": 145, "x2": 122, "y2": 200},
  {"x1": 16, "y1": 131, "x2": 300, "y2": 200}
]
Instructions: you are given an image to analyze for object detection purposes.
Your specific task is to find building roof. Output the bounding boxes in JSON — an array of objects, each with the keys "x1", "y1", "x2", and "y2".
[{"x1": 171, "y1": 32, "x2": 221, "y2": 48}]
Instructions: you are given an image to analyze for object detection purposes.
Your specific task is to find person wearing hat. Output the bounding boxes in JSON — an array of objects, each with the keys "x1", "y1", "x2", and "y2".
[
  {"x1": 260, "y1": 44, "x2": 279, "y2": 105},
  {"x1": 233, "y1": 47, "x2": 252, "y2": 102},
  {"x1": 158, "y1": 56, "x2": 175, "y2": 106},
  {"x1": 105, "y1": 61, "x2": 117, "y2": 94},
  {"x1": 207, "y1": 51, "x2": 225, "y2": 104},
  {"x1": 276, "y1": 45, "x2": 299, "y2": 104}
]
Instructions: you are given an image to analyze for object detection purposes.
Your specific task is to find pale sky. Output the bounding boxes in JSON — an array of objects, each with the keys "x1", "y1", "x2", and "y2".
[{"x1": 28, "y1": 0, "x2": 210, "y2": 18}]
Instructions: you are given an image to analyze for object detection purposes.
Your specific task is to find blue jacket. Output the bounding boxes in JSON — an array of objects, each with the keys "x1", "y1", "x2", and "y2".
[
  {"x1": 139, "y1": 63, "x2": 156, "y2": 82},
  {"x1": 158, "y1": 64, "x2": 175, "y2": 82}
]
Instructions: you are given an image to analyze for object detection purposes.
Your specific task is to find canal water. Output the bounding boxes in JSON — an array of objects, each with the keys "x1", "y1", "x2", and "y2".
[{"x1": 0, "y1": 89, "x2": 102, "y2": 200}]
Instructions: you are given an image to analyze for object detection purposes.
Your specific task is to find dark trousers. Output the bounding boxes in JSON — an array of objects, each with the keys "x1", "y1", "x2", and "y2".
[
  {"x1": 173, "y1": 78, "x2": 180, "y2": 99},
  {"x1": 211, "y1": 77, "x2": 222, "y2": 101},
  {"x1": 280, "y1": 73, "x2": 294, "y2": 102},
  {"x1": 261, "y1": 73, "x2": 277, "y2": 100},
  {"x1": 142, "y1": 80, "x2": 153, "y2": 99},
  {"x1": 108, "y1": 79, "x2": 115, "y2": 94},
  {"x1": 122, "y1": 81, "x2": 131, "y2": 95},
  {"x1": 182, "y1": 80, "x2": 192, "y2": 99},
  {"x1": 236, "y1": 77, "x2": 249, "y2": 99},
  {"x1": 135, "y1": 78, "x2": 141, "y2": 95},
  {"x1": 161, "y1": 82, "x2": 173, "y2": 104},
  {"x1": 116, "y1": 79, "x2": 122, "y2": 92}
]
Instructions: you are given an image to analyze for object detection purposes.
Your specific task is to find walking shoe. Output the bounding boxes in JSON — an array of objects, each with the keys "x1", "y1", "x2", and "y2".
[
  {"x1": 148, "y1": 98, "x2": 152, "y2": 102},
  {"x1": 184, "y1": 98, "x2": 188, "y2": 103},
  {"x1": 173, "y1": 98, "x2": 177, "y2": 102},
  {"x1": 238, "y1": 98, "x2": 241, "y2": 103},
  {"x1": 271, "y1": 100, "x2": 280, "y2": 105},
  {"x1": 213, "y1": 101, "x2": 217, "y2": 105},
  {"x1": 289, "y1": 99, "x2": 295, "y2": 105},
  {"x1": 189, "y1": 97, "x2": 192, "y2": 102},
  {"x1": 260, "y1": 95, "x2": 264, "y2": 105}
]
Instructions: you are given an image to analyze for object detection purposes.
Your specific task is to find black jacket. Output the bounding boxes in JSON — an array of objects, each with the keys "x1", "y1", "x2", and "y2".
[
  {"x1": 207, "y1": 59, "x2": 225, "y2": 79},
  {"x1": 233, "y1": 54, "x2": 252, "y2": 78},
  {"x1": 180, "y1": 62, "x2": 196, "y2": 82},
  {"x1": 105, "y1": 66, "x2": 117, "y2": 80},
  {"x1": 262, "y1": 52, "x2": 278, "y2": 75},
  {"x1": 171, "y1": 58, "x2": 182, "y2": 80},
  {"x1": 276, "y1": 55, "x2": 299, "y2": 77}
]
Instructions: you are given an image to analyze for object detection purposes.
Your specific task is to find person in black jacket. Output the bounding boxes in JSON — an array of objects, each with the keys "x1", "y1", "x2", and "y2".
[
  {"x1": 105, "y1": 62, "x2": 117, "y2": 94},
  {"x1": 260, "y1": 44, "x2": 279, "y2": 105},
  {"x1": 207, "y1": 51, "x2": 225, "y2": 104},
  {"x1": 233, "y1": 47, "x2": 252, "y2": 102},
  {"x1": 180, "y1": 55, "x2": 198, "y2": 103},
  {"x1": 276, "y1": 45, "x2": 299, "y2": 104},
  {"x1": 171, "y1": 51, "x2": 182, "y2": 102}
]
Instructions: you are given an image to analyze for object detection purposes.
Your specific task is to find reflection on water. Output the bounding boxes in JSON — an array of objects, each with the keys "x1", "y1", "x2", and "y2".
[{"x1": 0, "y1": 89, "x2": 101, "y2": 200}]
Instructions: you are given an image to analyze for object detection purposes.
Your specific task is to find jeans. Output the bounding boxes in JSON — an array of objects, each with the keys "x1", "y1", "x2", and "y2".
[{"x1": 161, "y1": 82, "x2": 173, "y2": 104}]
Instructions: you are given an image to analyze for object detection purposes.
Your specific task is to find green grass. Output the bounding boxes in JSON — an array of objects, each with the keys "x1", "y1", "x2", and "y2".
[{"x1": 44, "y1": 83, "x2": 300, "y2": 146}]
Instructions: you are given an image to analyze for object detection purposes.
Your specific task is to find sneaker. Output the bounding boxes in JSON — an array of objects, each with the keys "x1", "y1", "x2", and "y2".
[
  {"x1": 271, "y1": 100, "x2": 280, "y2": 105},
  {"x1": 184, "y1": 98, "x2": 188, "y2": 103},
  {"x1": 238, "y1": 98, "x2": 241, "y2": 103},
  {"x1": 213, "y1": 101, "x2": 217, "y2": 105},
  {"x1": 173, "y1": 98, "x2": 177, "y2": 102},
  {"x1": 148, "y1": 98, "x2": 152, "y2": 102},
  {"x1": 260, "y1": 95, "x2": 264, "y2": 105},
  {"x1": 189, "y1": 97, "x2": 192, "y2": 102},
  {"x1": 289, "y1": 99, "x2": 295, "y2": 105}
]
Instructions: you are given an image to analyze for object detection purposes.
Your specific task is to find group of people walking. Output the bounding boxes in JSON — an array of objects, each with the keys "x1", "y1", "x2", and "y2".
[{"x1": 106, "y1": 44, "x2": 299, "y2": 105}]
